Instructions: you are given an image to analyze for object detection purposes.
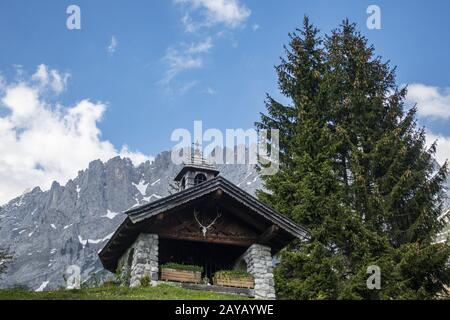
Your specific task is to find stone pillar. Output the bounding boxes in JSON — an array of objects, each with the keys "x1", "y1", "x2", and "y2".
[
  {"x1": 244, "y1": 244, "x2": 276, "y2": 300},
  {"x1": 129, "y1": 233, "x2": 159, "y2": 288}
]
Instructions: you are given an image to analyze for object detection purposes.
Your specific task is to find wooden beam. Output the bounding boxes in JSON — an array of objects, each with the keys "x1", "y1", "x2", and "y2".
[
  {"x1": 156, "y1": 213, "x2": 166, "y2": 220},
  {"x1": 257, "y1": 225, "x2": 279, "y2": 244},
  {"x1": 171, "y1": 220, "x2": 194, "y2": 232},
  {"x1": 220, "y1": 201, "x2": 267, "y2": 232},
  {"x1": 159, "y1": 232, "x2": 256, "y2": 247},
  {"x1": 214, "y1": 188, "x2": 224, "y2": 199},
  {"x1": 123, "y1": 222, "x2": 142, "y2": 230}
]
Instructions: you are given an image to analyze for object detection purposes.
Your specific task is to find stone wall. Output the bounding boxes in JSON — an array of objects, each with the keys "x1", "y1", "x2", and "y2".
[
  {"x1": 117, "y1": 233, "x2": 159, "y2": 287},
  {"x1": 243, "y1": 244, "x2": 276, "y2": 300}
]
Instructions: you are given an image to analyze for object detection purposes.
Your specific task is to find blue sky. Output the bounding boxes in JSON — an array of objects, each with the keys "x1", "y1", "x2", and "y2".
[{"x1": 1, "y1": 0, "x2": 450, "y2": 202}]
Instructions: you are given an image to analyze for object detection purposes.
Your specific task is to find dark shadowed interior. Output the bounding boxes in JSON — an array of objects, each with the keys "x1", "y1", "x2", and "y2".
[{"x1": 159, "y1": 238, "x2": 248, "y2": 279}]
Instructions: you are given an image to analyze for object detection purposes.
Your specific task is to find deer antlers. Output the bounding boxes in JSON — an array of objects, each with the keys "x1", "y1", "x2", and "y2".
[{"x1": 193, "y1": 207, "x2": 222, "y2": 237}]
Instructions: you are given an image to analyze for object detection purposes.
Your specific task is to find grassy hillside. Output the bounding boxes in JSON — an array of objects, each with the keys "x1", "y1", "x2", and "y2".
[{"x1": 0, "y1": 284, "x2": 250, "y2": 300}]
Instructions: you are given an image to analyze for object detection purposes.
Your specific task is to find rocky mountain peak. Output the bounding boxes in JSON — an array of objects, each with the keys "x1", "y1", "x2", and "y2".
[{"x1": 0, "y1": 152, "x2": 262, "y2": 290}]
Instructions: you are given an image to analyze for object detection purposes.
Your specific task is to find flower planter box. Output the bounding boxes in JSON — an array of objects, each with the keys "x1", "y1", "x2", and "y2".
[
  {"x1": 213, "y1": 274, "x2": 254, "y2": 289},
  {"x1": 160, "y1": 268, "x2": 202, "y2": 284}
]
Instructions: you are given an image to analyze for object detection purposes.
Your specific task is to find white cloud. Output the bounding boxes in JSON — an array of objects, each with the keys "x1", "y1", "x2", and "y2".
[
  {"x1": 32, "y1": 64, "x2": 70, "y2": 94},
  {"x1": 181, "y1": 13, "x2": 198, "y2": 33},
  {"x1": 0, "y1": 73, "x2": 6, "y2": 90},
  {"x1": 177, "y1": 80, "x2": 198, "y2": 95},
  {"x1": 407, "y1": 84, "x2": 450, "y2": 119},
  {"x1": 406, "y1": 83, "x2": 450, "y2": 165},
  {"x1": 107, "y1": 36, "x2": 118, "y2": 55},
  {"x1": 166, "y1": 1, "x2": 249, "y2": 92},
  {"x1": 119, "y1": 145, "x2": 152, "y2": 166},
  {"x1": 160, "y1": 38, "x2": 213, "y2": 89},
  {"x1": 426, "y1": 131, "x2": 450, "y2": 166},
  {"x1": 175, "y1": 0, "x2": 251, "y2": 31},
  {"x1": 0, "y1": 65, "x2": 152, "y2": 204},
  {"x1": 205, "y1": 86, "x2": 217, "y2": 95},
  {"x1": 186, "y1": 37, "x2": 213, "y2": 54},
  {"x1": 162, "y1": 47, "x2": 203, "y2": 84}
]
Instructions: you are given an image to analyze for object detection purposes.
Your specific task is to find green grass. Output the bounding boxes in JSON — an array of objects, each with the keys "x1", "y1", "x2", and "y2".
[{"x1": 0, "y1": 283, "x2": 250, "y2": 300}]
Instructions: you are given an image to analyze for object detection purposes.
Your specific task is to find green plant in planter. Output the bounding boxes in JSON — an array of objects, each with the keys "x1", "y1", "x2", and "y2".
[
  {"x1": 161, "y1": 263, "x2": 203, "y2": 273},
  {"x1": 215, "y1": 270, "x2": 252, "y2": 279}
]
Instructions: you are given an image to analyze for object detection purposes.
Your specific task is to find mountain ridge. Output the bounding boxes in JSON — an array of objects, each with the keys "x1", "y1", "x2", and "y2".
[{"x1": 0, "y1": 151, "x2": 262, "y2": 290}]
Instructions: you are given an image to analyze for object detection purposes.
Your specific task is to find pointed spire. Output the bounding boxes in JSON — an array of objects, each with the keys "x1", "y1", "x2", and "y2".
[{"x1": 189, "y1": 142, "x2": 210, "y2": 167}]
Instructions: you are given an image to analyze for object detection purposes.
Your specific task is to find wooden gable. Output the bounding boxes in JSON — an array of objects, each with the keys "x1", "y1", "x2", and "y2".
[{"x1": 144, "y1": 205, "x2": 261, "y2": 247}]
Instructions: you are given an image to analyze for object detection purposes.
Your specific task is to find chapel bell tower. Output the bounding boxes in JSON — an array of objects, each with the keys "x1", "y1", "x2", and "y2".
[{"x1": 174, "y1": 143, "x2": 220, "y2": 191}]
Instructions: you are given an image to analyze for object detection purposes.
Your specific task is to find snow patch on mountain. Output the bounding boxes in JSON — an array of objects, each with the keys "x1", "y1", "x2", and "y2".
[
  {"x1": 35, "y1": 281, "x2": 49, "y2": 292},
  {"x1": 143, "y1": 194, "x2": 162, "y2": 202},
  {"x1": 78, "y1": 232, "x2": 113, "y2": 247},
  {"x1": 151, "y1": 179, "x2": 161, "y2": 186},
  {"x1": 101, "y1": 210, "x2": 121, "y2": 220},
  {"x1": 133, "y1": 180, "x2": 148, "y2": 196}
]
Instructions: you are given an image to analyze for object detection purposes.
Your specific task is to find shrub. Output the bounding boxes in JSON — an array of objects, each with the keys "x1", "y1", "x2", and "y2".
[
  {"x1": 115, "y1": 262, "x2": 130, "y2": 286},
  {"x1": 160, "y1": 263, "x2": 203, "y2": 273},
  {"x1": 215, "y1": 270, "x2": 252, "y2": 279},
  {"x1": 140, "y1": 275, "x2": 151, "y2": 287}
]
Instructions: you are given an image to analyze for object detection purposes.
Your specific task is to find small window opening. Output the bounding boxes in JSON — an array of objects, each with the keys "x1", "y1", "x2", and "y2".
[{"x1": 194, "y1": 173, "x2": 207, "y2": 186}]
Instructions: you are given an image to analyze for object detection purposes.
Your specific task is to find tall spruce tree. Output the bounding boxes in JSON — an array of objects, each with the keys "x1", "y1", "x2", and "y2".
[{"x1": 256, "y1": 18, "x2": 450, "y2": 299}]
